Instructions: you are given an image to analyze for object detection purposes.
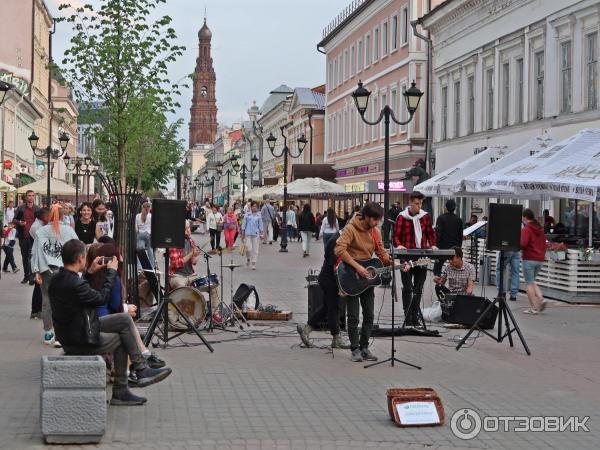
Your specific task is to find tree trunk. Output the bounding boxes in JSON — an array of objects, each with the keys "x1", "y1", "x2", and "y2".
[{"x1": 118, "y1": 141, "x2": 126, "y2": 191}]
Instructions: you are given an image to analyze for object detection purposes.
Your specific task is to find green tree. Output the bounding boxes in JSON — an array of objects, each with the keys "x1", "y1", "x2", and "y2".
[{"x1": 58, "y1": 0, "x2": 185, "y2": 190}]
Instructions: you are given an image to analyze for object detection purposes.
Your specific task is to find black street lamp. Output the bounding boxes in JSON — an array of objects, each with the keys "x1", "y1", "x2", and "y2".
[
  {"x1": 29, "y1": 130, "x2": 70, "y2": 205},
  {"x1": 352, "y1": 80, "x2": 423, "y2": 245},
  {"x1": 85, "y1": 161, "x2": 100, "y2": 201},
  {"x1": 238, "y1": 155, "x2": 258, "y2": 206},
  {"x1": 205, "y1": 170, "x2": 220, "y2": 203},
  {"x1": 64, "y1": 155, "x2": 96, "y2": 206},
  {"x1": 266, "y1": 129, "x2": 307, "y2": 252}
]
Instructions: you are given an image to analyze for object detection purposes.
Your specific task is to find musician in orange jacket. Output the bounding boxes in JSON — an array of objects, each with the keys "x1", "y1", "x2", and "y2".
[{"x1": 334, "y1": 202, "x2": 391, "y2": 363}]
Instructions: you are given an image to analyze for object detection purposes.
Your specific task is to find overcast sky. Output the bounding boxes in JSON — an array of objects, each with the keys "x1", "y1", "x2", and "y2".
[{"x1": 47, "y1": 0, "x2": 349, "y2": 145}]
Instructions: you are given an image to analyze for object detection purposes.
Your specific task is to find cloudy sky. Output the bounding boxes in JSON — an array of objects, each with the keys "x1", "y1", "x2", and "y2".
[{"x1": 47, "y1": 0, "x2": 349, "y2": 144}]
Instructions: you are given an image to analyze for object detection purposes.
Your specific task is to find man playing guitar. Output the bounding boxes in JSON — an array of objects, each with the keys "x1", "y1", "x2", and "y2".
[
  {"x1": 335, "y1": 202, "x2": 391, "y2": 362},
  {"x1": 393, "y1": 191, "x2": 437, "y2": 327}
]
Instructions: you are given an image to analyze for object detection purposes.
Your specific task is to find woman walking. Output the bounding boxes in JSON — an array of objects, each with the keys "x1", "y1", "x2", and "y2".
[
  {"x1": 136, "y1": 202, "x2": 153, "y2": 265},
  {"x1": 74, "y1": 202, "x2": 96, "y2": 245},
  {"x1": 298, "y1": 204, "x2": 316, "y2": 257},
  {"x1": 285, "y1": 206, "x2": 297, "y2": 242},
  {"x1": 319, "y1": 208, "x2": 339, "y2": 248},
  {"x1": 207, "y1": 205, "x2": 223, "y2": 250},
  {"x1": 520, "y1": 208, "x2": 547, "y2": 314},
  {"x1": 223, "y1": 206, "x2": 238, "y2": 249},
  {"x1": 31, "y1": 204, "x2": 78, "y2": 346},
  {"x1": 241, "y1": 202, "x2": 264, "y2": 270}
]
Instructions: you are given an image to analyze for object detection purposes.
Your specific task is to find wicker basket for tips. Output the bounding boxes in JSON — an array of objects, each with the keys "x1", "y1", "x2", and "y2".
[{"x1": 386, "y1": 388, "x2": 437, "y2": 420}]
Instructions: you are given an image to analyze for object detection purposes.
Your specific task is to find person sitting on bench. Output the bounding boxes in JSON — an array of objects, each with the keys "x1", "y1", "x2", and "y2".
[
  {"x1": 433, "y1": 247, "x2": 475, "y2": 299},
  {"x1": 49, "y1": 239, "x2": 172, "y2": 406}
]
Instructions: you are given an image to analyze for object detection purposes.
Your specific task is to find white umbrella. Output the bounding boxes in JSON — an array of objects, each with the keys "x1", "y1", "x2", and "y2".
[
  {"x1": 270, "y1": 177, "x2": 346, "y2": 198},
  {"x1": 17, "y1": 178, "x2": 76, "y2": 196},
  {"x1": 0, "y1": 179, "x2": 16, "y2": 193}
]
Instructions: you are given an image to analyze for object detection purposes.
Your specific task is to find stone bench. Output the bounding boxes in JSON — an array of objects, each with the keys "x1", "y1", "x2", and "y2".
[{"x1": 41, "y1": 355, "x2": 107, "y2": 444}]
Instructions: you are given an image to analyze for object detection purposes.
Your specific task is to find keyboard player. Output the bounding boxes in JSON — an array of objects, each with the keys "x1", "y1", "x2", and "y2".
[{"x1": 393, "y1": 192, "x2": 437, "y2": 327}]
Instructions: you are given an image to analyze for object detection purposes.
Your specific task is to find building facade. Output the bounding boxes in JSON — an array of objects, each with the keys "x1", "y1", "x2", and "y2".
[
  {"x1": 318, "y1": 0, "x2": 432, "y2": 202},
  {"x1": 419, "y1": 0, "x2": 600, "y2": 219}
]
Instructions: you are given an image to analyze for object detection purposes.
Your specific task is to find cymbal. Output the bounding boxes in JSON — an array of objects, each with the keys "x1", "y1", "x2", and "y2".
[{"x1": 222, "y1": 263, "x2": 242, "y2": 269}]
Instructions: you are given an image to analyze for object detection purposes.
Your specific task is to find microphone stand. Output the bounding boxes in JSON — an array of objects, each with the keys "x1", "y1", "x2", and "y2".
[
  {"x1": 195, "y1": 246, "x2": 216, "y2": 332},
  {"x1": 364, "y1": 222, "x2": 421, "y2": 370}
]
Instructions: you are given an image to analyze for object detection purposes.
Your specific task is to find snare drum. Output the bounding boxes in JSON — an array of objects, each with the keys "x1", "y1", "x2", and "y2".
[
  {"x1": 191, "y1": 273, "x2": 219, "y2": 289},
  {"x1": 168, "y1": 287, "x2": 209, "y2": 330}
]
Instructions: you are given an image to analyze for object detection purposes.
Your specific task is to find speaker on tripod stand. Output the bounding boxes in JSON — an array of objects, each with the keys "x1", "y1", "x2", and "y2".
[{"x1": 456, "y1": 203, "x2": 530, "y2": 354}]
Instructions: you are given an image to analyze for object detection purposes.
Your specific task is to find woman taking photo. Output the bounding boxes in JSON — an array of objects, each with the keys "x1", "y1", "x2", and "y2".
[
  {"x1": 74, "y1": 202, "x2": 96, "y2": 245},
  {"x1": 298, "y1": 203, "x2": 316, "y2": 258},
  {"x1": 319, "y1": 208, "x2": 339, "y2": 248},
  {"x1": 520, "y1": 208, "x2": 547, "y2": 314},
  {"x1": 223, "y1": 206, "x2": 238, "y2": 249}
]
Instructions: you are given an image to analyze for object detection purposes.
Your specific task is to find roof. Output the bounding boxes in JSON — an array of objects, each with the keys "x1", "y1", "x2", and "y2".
[
  {"x1": 228, "y1": 129, "x2": 243, "y2": 146},
  {"x1": 293, "y1": 87, "x2": 326, "y2": 111},
  {"x1": 415, "y1": 0, "x2": 457, "y2": 27},
  {"x1": 318, "y1": 0, "x2": 376, "y2": 49},
  {"x1": 259, "y1": 84, "x2": 294, "y2": 115}
]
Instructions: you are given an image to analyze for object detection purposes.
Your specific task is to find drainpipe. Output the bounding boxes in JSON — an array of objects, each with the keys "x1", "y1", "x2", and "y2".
[
  {"x1": 411, "y1": 12, "x2": 433, "y2": 175},
  {"x1": 308, "y1": 112, "x2": 314, "y2": 164}
]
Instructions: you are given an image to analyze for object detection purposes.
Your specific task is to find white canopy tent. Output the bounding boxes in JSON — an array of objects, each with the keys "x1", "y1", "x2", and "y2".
[
  {"x1": 269, "y1": 177, "x2": 346, "y2": 199},
  {"x1": 0, "y1": 179, "x2": 16, "y2": 193},
  {"x1": 237, "y1": 184, "x2": 281, "y2": 202},
  {"x1": 17, "y1": 178, "x2": 76, "y2": 196}
]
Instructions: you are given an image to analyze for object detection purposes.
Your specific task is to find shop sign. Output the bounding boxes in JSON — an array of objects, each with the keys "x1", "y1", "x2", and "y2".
[
  {"x1": 356, "y1": 163, "x2": 379, "y2": 175},
  {"x1": 345, "y1": 182, "x2": 366, "y2": 193},
  {"x1": 0, "y1": 72, "x2": 29, "y2": 96},
  {"x1": 336, "y1": 168, "x2": 355, "y2": 177},
  {"x1": 3, "y1": 160, "x2": 12, "y2": 170},
  {"x1": 377, "y1": 181, "x2": 408, "y2": 192}
]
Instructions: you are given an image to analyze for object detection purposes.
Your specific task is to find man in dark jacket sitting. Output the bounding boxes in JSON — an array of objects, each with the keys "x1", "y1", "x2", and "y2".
[{"x1": 49, "y1": 239, "x2": 171, "y2": 406}]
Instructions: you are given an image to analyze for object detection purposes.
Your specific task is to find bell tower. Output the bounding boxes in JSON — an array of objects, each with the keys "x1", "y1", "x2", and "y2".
[{"x1": 189, "y1": 18, "x2": 218, "y2": 147}]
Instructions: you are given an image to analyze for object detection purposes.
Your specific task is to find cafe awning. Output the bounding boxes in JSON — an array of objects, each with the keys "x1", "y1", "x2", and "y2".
[{"x1": 17, "y1": 177, "x2": 76, "y2": 196}]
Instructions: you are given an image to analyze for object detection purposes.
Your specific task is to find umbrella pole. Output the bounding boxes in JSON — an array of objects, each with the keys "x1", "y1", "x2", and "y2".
[{"x1": 589, "y1": 202, "x2": 593, "y2": 248}]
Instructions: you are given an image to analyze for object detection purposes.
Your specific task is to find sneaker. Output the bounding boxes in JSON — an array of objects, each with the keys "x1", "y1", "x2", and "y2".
[
  {"x1": 13, "y1": 268, "x2": 20, "y2": 274},
  {"x1": 144, "y1": 353, "x2": 166, "y2": 369},
  {"x1": 351, "y1": 348, "x2": 363, "y2": 362},
  {"x1": 246, "y1": 259, "x2": 250, "y2": 267},
  {"x1": 331, "y1": 334, "x2": 351, "y2": 349},
  {"x1": 20, "y1": 278, "x2": 29, "y2": 284},
  {"x1": 135, "y1": 366, "x2": 172, "y2": 388},
  {"x1": 252, "y1": 264, "x2": 256, "y2": 270},
  {"x1": 30, "y1": 312, "x2": 41, "y2": 320},
  {"x1": 296, "y1": 323, "x2": 313, "y2": 347},
  {"x1": 43, "y1": 331, "x2": 56, "y2": 346},
  {"x1": 53, "y1": 340, "x2": 62, "y2": 348},
  {"x1": 361, "y1": 348, "x2": 378, "y2": 361},
  {"x1": 509, "y1": 296, "x2": 517, "y2": 301},
  {"x1": 523, "y1": 309, "x2": 538, "y2": 315},
  {"x1": 538, "y1": 300, "x2": 547, "y2": 312},
  {"x1": 110, "y1": 389, "x2": 147, "y2": 406},
  {"x1": 128, "y1": 371, "x2": 140, "y2": 388}
]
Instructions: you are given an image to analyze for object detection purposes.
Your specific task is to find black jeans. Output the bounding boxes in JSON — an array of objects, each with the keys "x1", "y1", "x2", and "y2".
[
  {"x1": 18, "y1": 238, "x2": 32, "y2": 279},
  {"x1": 400, "y1": 266, "x2": 428, "y2": 325},
  {"x1": 346, "y1": 287, "x2": 375, "y2": 351},
  {"x1": 209, "y1": 229, "x2": 221, "y2": 249},
  {"x1": 31, "y1": 284, "x2": 42, "y2": 314},
  {"x1": 63, "y1": 313, "x2": 146, "y2": 392},
  {"x1": 308, "y1": 277, "x2": 340, "y2": 336},
  {"x1": 2, "y1": 244, "x2": 16, "y2": 270}
]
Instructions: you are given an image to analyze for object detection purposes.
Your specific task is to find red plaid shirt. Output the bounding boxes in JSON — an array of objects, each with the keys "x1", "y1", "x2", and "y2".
[
  {"x1": 168, "y1": 238, "x2": 197, "y2": 275},
  {"x1": 393, "y1": 212, "x2": 436, "y2": 249}
]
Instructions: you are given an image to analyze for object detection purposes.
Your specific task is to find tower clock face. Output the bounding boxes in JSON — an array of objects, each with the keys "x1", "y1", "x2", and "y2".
[{"x1": 201, "y1": 86, "x2": 208, "y2": 98}]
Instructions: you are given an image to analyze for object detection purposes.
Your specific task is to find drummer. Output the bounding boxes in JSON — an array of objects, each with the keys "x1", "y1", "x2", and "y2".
[{"x1": 168, "y1": 221, "x2": 201, "y2": 290}]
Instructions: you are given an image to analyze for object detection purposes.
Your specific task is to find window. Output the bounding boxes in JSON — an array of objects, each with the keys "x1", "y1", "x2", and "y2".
[
  {"x1": 502, "y1": 62, "x2": 510, "y2": 127},
  {"x1": 356, "y1": 107, "x2": 361, "y2": 144},
  {"x1": 328, "y1": 116, "x2": 333, "y2": 154},
  {"x1": 351, "y1": 45, "x2": 356, "y2": 76},
  {"x1": 400, "y1": 84, "x2": 408, "y2": 132},
  {"x1": 350, "y1": 108, "x2": 355, "y2": 147},
  {"x1": 358, "y1": 40, "x2": 364, "y2": 71},
  {"x1": 365, "y1": 102, "x2": 371, "y2": 142},
  {"x1": 383, "y1": 22, "x2": 389, "y2": 56},
  {"x1": 328, "y1": 62, "x2": 333, "y2": 90},
  {"x1": 344, "y1": 50, "x2": 350, "y2": 81},
  {"x1": 516, "y1": 58, "x2": 524, "y2": 123},
  {"x1": 337, "y1": 113, "x2": 342, "y2": 151},
  {"x1": 560, "y1": 41, "x2": 572, "y2": 113},
  {"x1": 373, "y1": 96, "x2": 379, "y2": 140},
  {"x1": 467, "y1": 76, "x2": 475, "y2": 134},
  {"x1": 343, "y1": 109, "x2": 348, "y2": 149},
  {"x1": 374, "y1": 28, "x2": 380, "y2": 61},
  {"x1": 392, "y1": 15, "x2": 398, "y2": 50},
  {"x1": 454, "y1": 81, "x2": 461, "y2": 137},
  {"x1": 486, "y1": 68, "x2": 494, "y2": 130},
  {"x1": 586, "y1": 33, "x2": 598, "y2": 110},
  {"x1": 341, "y1": 52, "x2": 346, "y2": 82},
  {"x1": 391, "y1": 89, "x2": 398, "y2": 134},
  {"x1": 380, "y1": 93, "x2": 387, "y2": 137},
  {"x1": 441, "y1": 86, "x2": 448, "y2": 140},
  {"x1": 401, "y1": 7, "x2": 408, "y2": 45},
  {"x1": 366, "y1": 34, "x2": 371, "y2": 66},
  {"x1": 535, "y1": 51, "x2": 544, "y2": 119}
]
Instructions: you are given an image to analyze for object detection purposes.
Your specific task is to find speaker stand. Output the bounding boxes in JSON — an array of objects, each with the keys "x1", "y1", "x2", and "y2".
[{"x1": 456, "y1": 251, "x2": 530, "y2": 355}]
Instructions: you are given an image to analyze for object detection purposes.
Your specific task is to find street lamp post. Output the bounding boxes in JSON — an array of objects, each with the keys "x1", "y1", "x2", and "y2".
[
  {"x1": 239, "y1": 154, "x2": 259, "y2": 206},
  {"x1": 28, "y1": 130, "x2": 70, "y2": 205},
  {"x1": 64, "y1": 155, "x2": 96, "y2": 206},
  {"x1": 266, "y1": 129, "x2": 307, "y2": 252},
  {"x1": 85, "y1": 161, "x2": 100, "y2": 201},
  {"x1": 352, "y1": 80, "x2": 423, "y2": 246}
]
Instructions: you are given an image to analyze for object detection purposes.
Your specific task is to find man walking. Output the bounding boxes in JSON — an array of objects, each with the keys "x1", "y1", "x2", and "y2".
[
  {"x1": 433, "y1": 199, "x2": 464, "y2": 276},
  {"x1": 13, "y1": 191, "x2": 39, "y2": 284},
  {"x1": 335, "y1": 203, "x2": 392, "y2": 362},
  {"x1": 260, "y1": 200, "x2": 275, "y2": 244}
]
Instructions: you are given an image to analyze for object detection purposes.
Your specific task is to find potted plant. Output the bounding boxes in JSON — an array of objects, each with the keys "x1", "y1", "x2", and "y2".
[
  {"x1": 546, "y1": 242, "x2": 567, "y2": 261},
  {"x1": 580, "y1": 247, "x2": 600, "y2": 262}
]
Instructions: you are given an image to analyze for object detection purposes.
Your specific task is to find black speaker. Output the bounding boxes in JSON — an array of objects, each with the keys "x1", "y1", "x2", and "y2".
[
  {"x1": 487, "y1": 203, "x2": 523, "y2": 251},
  {"x1": 308, "y1": 284, "x2": 328, "y2": 330},
  {"x1": 151, "y1": 199, "x2": 186, "y2": 248},
  {"x1": 442, "y1": 295, "x2": 498, "y2": 329}
]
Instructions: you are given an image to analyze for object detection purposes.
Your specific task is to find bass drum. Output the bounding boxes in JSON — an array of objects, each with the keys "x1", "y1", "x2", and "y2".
[{"x1": 167, "y1": 287, "x2": 208, "y2": 330}]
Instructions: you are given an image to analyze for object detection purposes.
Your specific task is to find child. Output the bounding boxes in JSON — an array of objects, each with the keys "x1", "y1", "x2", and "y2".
[{"x1": 2, "y1": 223, "x2": 19, "y2": 273}]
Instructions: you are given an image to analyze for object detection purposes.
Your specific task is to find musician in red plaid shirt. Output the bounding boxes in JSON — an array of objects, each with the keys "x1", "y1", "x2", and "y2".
[
  {"x1": 168, "y1": 221, "x2": 200, "y2": 289},
  {"x1": 393, "y1": 192, "x2": 437, "y2": 327}
]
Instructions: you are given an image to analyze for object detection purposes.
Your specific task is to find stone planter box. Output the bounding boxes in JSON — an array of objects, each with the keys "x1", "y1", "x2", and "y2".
[
  {"x1": 41, "y1": 355, "x2": 107, "y2": 444},
  {"x1": 547, "y1": 250, "x2": 566, "y2": 261}
]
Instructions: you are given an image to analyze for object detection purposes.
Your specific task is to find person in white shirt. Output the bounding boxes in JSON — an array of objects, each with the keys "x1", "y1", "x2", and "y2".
[
  {"x1": 3, "y1": 201, "x2": 15, "y2": 226},
  {"x1": 136, "y1": 202, "x2": 153, "y2": 266},
  {"x1": 285, "y1": 206, "x2": 297, "y2": 242},
  {"x1": 241, "y1": 202, "x2": 264, "y2": 270},
  {"x1": 319, "y1": 208, "x2": 340, "y2": 248},
  {"x1": 207, "y1": 205, "x2": 223, "y2": 250}
]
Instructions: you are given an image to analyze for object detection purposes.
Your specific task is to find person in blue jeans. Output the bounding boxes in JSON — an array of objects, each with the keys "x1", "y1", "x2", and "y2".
[{"x1": 496, "y1": 250, "x2": 521, "y2": 301}]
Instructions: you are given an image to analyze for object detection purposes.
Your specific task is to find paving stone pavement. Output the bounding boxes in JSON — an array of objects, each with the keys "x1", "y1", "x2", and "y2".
[{"x1": 0, "y1": 233, "x2": 599, "y2": 449}]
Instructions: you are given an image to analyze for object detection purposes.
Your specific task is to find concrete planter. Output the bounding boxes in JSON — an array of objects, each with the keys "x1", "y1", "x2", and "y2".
[{"x1": 41, "y1": 355, "x2": 107, "y2": 444}]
